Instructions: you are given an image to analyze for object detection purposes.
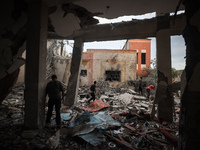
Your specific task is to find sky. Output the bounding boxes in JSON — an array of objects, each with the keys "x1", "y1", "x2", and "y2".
[{"x1": 64, "y1": 12, "x2": 186, "y2": 70}]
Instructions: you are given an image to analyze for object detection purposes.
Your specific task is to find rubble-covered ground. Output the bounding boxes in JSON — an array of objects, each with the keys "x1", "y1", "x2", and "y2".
[{"x1": 0, "y1": 82, "x2": 180, "y2": 150}]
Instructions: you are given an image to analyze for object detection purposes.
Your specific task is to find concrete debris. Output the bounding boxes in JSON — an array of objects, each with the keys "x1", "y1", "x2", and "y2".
[
  {"x1": 46, "y1": 130, "x2": 60, "y2": 149},
  {"x1": 0, "y1": 83, "x2": 180, "y2": 150},
  {"x1": 133, "y1": 95, "x2": 148, "y2": 100},
  {"x1": 118, "y1": 93, "x2": 134, "y2": 105},
  {"x1": 128, "y1": 89, "x2": 137, "y2": 95},
  {"x1": 99, "y1": 95, "x2": 109, "y2": 100}
]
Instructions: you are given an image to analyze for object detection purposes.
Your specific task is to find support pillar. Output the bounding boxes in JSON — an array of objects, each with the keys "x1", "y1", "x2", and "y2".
[
  {"x1": 155, "y1": 14, "x2": 173, "y2": 122},
  {"x1": 24, "y1": 1, "x2": 48, "y2": 129},
  {"x1": 65, "y1": 37, "x2": 83, "y2": 107},
  {"x1": 179, "y1": 0, "x2": 200, "y2": 149}
]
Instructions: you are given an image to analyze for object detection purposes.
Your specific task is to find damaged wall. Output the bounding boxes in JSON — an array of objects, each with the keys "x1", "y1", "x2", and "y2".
[
  {"x1": 52, "y1": 57, "x2": 69, "y2": 82},
  {"x1": 80, "y1": 49, "x2": 137, "y2": 86},
  {"x1": 17, "y1": 40, "x2": 71, "y2": 84},
  {"x1": 62, "y1": 59, "x2": 71, "y2": 85},
  {"x1": 80, "y1": 52, "x2": 93, "y2": 86},
  {"x1": 179, "y1": 0, "x2": 200, "y2": 149},
  {"x1": 123, "y1": 39, "x2": 151, "y2": 77},
  {"x1": 17, "y1": 55, "x2": 71, "y2": 85}
]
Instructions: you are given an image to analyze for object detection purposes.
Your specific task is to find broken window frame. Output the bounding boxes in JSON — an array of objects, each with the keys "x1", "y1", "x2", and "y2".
[
  {"x1": 80, "y1": 70, "x2": 87, "y2": 77},
  {"x1": 105, "y1": 70, "x2": 121, "y2": 82}
]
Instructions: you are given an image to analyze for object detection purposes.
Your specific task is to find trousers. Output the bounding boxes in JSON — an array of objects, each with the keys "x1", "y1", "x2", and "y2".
[
  {"x1": 46, "y1": 98, "x2": 61, "y2": 125},
  {"x1": 88, "y1": 92, "x2": 95, "y2": 102}
]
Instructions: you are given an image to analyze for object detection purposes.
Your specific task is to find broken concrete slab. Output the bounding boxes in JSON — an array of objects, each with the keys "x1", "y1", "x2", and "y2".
[
  {"x1": 118, "y1": 93, "x2": 133, "y2": 105},
  {"x1": 7, "y1": 58, "x2": 25, "y2": 74},
  {"x1": 133, "y1": 95, "x2": 147, "y2": 100},
  {"x1": 128, "y1": 89, "x2": 137, "y2": 95},
  {"x1": 46, "y1": 130, "x2": 60, "y2": 149},
  {"x1": 100, "y1": 95, "x2": 109, "y2": 100},
  {"x1": 141, "y1": 103, "x2": 149, "y2": 109}
]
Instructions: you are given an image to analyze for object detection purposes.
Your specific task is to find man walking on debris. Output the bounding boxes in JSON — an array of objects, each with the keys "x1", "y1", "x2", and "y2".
[
  {"x1": 88, "y1": 81, "x2": 97, "y2": 103},
  {"x1": 138, "y1": 76, "x2": 143, "y2": 96},
  {"x1": 45, "y1": 75, "x2": 64, "y2": 128},
  {"x1": 146, "y1": 84, "x2": 155, "y2": 99}
]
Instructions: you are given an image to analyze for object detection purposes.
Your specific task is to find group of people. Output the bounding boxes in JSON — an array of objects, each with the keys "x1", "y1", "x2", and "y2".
[
  {"x1": 45, "y1": 74, "x2": 153, "y2": 128},
  {"x1": 138, "y1": 76, "x2": 155, "y2": 99}
]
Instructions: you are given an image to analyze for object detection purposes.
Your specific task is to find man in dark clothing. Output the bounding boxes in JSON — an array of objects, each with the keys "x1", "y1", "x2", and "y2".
[
  {"x1": 138, "y1": 76, "x2": 143, "y2": 96},
  {"x1": 88, "y1": 81, "x2": 97, "y2": 103},
  {"x1": 45, "y1": 75, "x2": 64, "y2": 127}
]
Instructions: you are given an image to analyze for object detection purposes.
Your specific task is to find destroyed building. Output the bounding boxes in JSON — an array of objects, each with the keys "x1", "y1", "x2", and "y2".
[
  {"x1": 16, "y1": 39, "x2": 150, "y2": 86},
  {"x1": 80, "y1": 49, "x2": 137, "y2": 86},
  {"x1": 80, "y1": 39, "x2": 151, "y2": 86},
  {"x1": 0, "y1": 0, "x2": 200, "y2": 149},
  {"x1": 16, "y1": 40, "x2": 72, "y2": 84}
]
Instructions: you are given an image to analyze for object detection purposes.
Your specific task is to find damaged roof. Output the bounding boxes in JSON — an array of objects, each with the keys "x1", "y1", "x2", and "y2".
[{"x1": 46, "y1": 0, "x2": 184, "y2": 37}]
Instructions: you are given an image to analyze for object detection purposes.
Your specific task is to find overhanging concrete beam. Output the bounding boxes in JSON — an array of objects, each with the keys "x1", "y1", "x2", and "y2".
[{"x1": 47, "y1": 14, "x2": 185, "y2": 42}]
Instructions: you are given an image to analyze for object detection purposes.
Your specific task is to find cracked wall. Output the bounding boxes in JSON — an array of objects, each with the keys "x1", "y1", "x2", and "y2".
[
  {"x1": 179, "y1": 0, "x2": 200, "y2": 148},
  {"x1": 81, "y1": 49, "x2": 137, "y2": 86}
]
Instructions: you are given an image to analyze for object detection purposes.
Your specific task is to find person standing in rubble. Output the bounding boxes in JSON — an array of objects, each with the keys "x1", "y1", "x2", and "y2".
[
  {"x1": 138, "y1": 76, "x2": 143, "y2": 96},
  {"x1": 146, "y1": 84, "x2": 155, "y2": 99},
  {"x1": 45, "y1": 75, "x2": 64, "y2": 128},
  {"x1": 88, "y1": 81, "x2": 97, "y2": 103}
]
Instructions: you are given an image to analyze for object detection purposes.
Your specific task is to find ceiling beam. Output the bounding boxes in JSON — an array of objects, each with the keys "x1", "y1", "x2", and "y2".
[{"x1": 47, "y1": 14, "x2": 185, "y2": 42}]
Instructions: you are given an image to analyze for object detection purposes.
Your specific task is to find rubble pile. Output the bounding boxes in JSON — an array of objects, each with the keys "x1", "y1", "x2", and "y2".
[{"x1": 0, "y1": 83, "x2": 180, "y2": 150}]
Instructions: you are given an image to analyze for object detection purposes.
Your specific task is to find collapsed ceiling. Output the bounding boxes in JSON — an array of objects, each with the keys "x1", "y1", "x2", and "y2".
[
  {"x1": 0, "y1": 0, "x2": 185, "y2": 81},
  {"x1": 45, "y1": 0, "x2": 184, "y2": 37},
  {"x1": 42, "y1": 0, "x2": 184, "y2": 17},
  {"x1": 1, "y1": 0, "x2": 185, "y2": 38}
]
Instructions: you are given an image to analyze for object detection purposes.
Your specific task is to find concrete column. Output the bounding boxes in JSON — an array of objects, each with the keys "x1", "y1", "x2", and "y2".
[
  {"x1": 64, "y1": 37, "x2": 83, "y2": 107},
  {"x1": 179, "y1": 1, "x2": 200, "y2": 149},
  {"x1": 155, "y1": 14, "x2": 173, "y2": 122},
  {"x1": 24, "y1": 1, "x2": 48, "y2": 129}
]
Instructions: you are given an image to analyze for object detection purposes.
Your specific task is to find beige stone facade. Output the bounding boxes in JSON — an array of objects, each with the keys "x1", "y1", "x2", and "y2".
[
  {"x1": 17, "y1": 49, "x2": 137, "y2": 87},
  {"x1": 80, "y1": 49, "x2": 137, "y2": 86}
]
